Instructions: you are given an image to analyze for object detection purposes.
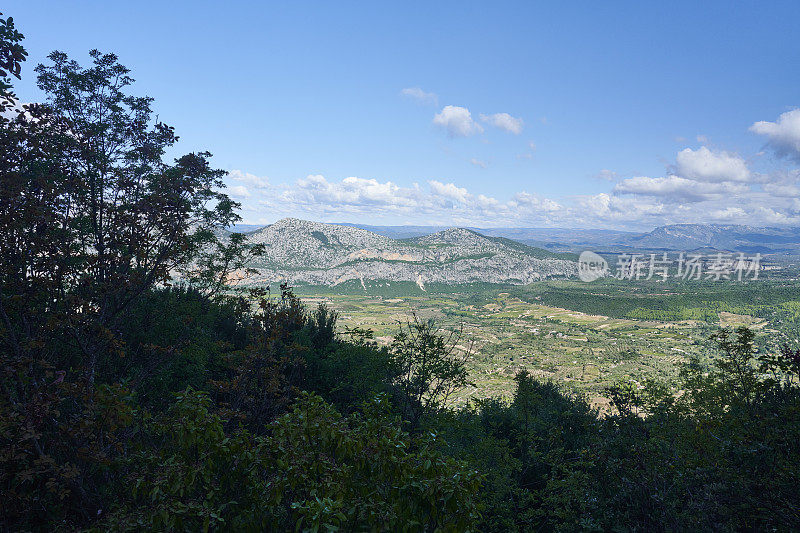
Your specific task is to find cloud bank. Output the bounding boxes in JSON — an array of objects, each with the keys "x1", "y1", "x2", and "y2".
[
  {"x1": 225, "y1": 108, "x2": 800, "y2": 229},
  {"x1": 400, "y1": 87, "x2": 438, "y2": 105}
]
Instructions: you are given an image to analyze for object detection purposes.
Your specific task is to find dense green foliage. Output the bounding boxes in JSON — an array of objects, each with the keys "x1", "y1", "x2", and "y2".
[
  {"x1": 2, "y1": 15, "x2": 800, "y2": 531},
  {"x1": 0, "y1": 12, "x2": 25, "y2": 108},
  {"x1": 512, "y1": 279, "x2": 800, "y2": 322},
  {"x1": 94, "y1": 390, "x2": 480, "y2": 532}
]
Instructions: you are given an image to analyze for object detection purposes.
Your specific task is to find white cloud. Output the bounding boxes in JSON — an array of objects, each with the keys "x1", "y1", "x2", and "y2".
[
  {"x1": 589, "y1": 185, "x2": 800, "y2": 228},
  {"x1": 710, "y1": 207, "x2": 747, "y2": 221},
  {"x1": 228, "y1": 170, "x2": 270, "y2": 189},
  {"x1": 475, "y1": 194, "x2": 501, "y2": 209},
  {"x1": 760, "y1": 169, "x2": 800, "y2": 198},
  {"x1": 433, "y1": 105, "x2": 483, "y2": 138},
  {"x1": 614, "y1": 175, "x2": 748, "y2": 202},
  {"x1": 572, "y1": 193, "x2": 670, "y2": 227},
  {"x1": 750, "y1": 108, "x2": 800, "y2": 161},
  {"x1": 291, "y1": 174, "x2": 422, "y2": 209},
  {"x1": 401, "y1": 87, "x2": 438, "y2": 105},
  {"x1": 228, "y1": 185, "x2": 251, "y2": 198},
  {"x1": 480, "y1": 112, "x2": 524, "y2": 134},
  {"x1": 508, "y1": 191, "x2": 562, "y2": 212},
  {"x1": 246, "y1": 173, "x2": 574, "y2": 226},
  {"x1": 228, "y1": 102, "x2": 800, "y2": 230},
  {"x1": 223, "y1": 167, "x2": 800, "y2": 229},
  {"x1": 763, "y1": 182, "x2": 800, "y2": 198},
  {"x1": 594, "y1": 169, "x2": 617, "y2": 181},
  {"x1": 575, "y1": 192, "x2": 800, "y2": 228},
  {"x1": 752, "y1": 205, "x2": 800, "y2": 225},
  {"x1": 429, "y1": 180, "x2": 471, "y2": 203},
  {"x1": 675, "y1": 146, "x2": 750, "y2": 182},
  {"x1": 581, "y1": 135, "x2": 800, "y2": 227}
]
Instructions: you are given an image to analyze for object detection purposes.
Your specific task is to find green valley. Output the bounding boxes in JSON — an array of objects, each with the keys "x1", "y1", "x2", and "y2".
[{"x1": 295, "y1": 278, "x2": 800, "y2": 409}]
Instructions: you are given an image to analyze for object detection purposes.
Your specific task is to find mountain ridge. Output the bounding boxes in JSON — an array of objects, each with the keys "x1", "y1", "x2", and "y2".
[
  {"x1": 228, "y1": 221, "x2": 800, "y2": 255},
  {"x1": 231, "y1": 218, "x2": 578, "y2": 286},
  {"x1": 628, "y1": 223, "x2": 800, "y2": 253}
]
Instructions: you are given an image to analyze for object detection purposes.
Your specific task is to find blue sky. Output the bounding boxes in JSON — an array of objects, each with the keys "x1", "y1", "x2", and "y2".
[{"x1": 7, "y1": 1, "x2": 800, "y2": 229}]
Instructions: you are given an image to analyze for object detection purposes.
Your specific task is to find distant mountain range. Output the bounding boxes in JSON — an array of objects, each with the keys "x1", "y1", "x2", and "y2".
[
  {"x1": 337, "y1": 224, "x2": 638, "y2": 251},
  {"x1": 335, "y1": 223, "x2": 800, "y2": 256},
  {"x1": 226, "y1": 218, "x2": 577, "y2": 287},
  {"x1": 220, "y1": 220, "x2": 799, "y2": 288},
  {"x1": 626, "y1": 224, "x2": 800, "y2": 254}
]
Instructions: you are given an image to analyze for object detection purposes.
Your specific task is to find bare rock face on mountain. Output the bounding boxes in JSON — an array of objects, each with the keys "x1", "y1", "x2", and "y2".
[
  {"x1": 244, "y1": 218, "x2": 397, "y2": 269},
  {"x1": 232, "y1": 218, "x2": 577, "y2": 286}
]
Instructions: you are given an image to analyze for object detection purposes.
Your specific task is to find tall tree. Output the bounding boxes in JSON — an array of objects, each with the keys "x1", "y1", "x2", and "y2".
[
  {"x1": 1, "y1": 49, "x2": 245, "y2": 382},
  {"x1": 0, "y1": 45, "x2": 248, "y2": 527},
  {"x1": 0, "y1": 12, "x2": 26, "y2": 109},
  {"x1": 389, "y1": 316, "x2": 473, "y2": 429}
]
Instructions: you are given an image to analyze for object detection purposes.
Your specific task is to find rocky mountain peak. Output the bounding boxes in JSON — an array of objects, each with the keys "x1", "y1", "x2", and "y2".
[{"x1": 236, "y1": 218, "x2": 577, "y2": 287}]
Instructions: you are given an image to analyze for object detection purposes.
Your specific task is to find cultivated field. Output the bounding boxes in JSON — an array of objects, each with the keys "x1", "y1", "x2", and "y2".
[{"x1": 294, "y1": 278, "x2": 800, "y2": 410}]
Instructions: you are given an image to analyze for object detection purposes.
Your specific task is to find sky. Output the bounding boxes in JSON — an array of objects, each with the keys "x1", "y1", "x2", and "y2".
[{"x1": 6, "y1": 1, "x2": 800, "y2": 230}]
